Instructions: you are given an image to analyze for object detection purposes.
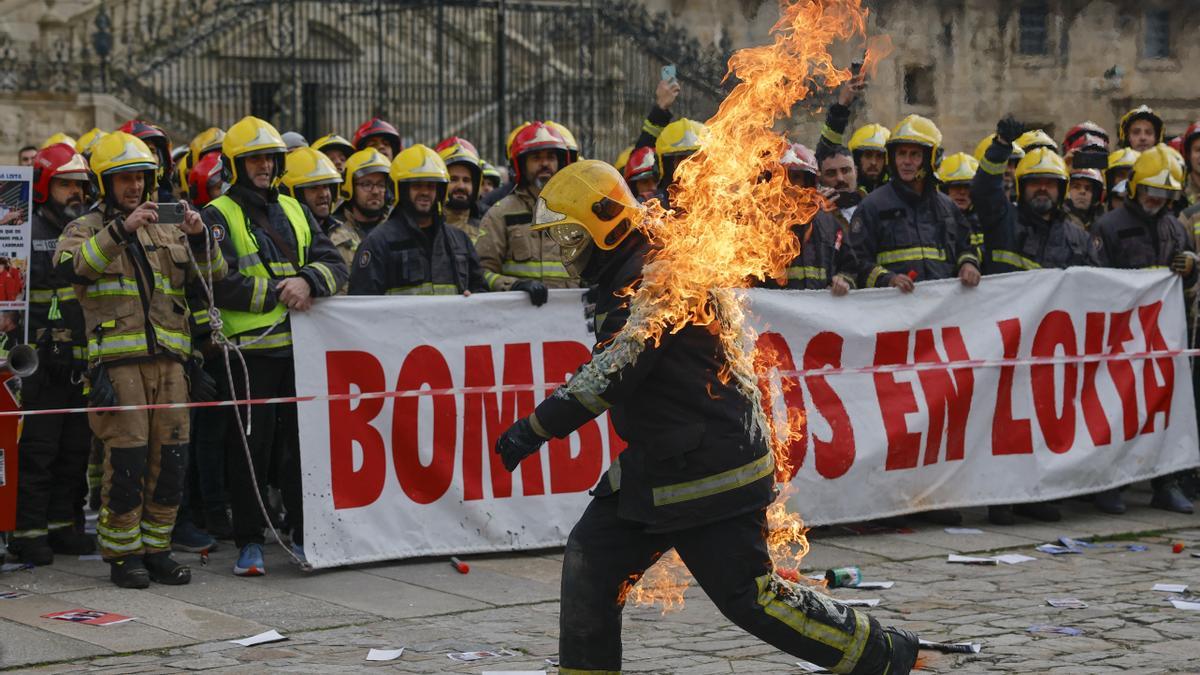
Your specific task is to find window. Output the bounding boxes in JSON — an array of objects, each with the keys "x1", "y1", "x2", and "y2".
[
  {"x1": 1145, "y1": 10, "x2": 1171, "y2": 59},
  {"x1": 903, "y1": 65, "x2": 936, "y2": 106},
  {"x1": 250, "y1": 82, "x2": 281, "y2": 125},
  {"x1": 1018, "y1": 2, "x2": 1048, "y2": 56}
]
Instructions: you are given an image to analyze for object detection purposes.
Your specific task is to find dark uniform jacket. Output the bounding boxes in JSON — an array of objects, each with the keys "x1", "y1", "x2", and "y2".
[
  {"x1": 29, "y1": 205, "x2": 88, "y2": 387},
  {"x1": 971, "y1": 140, "x2": 1099, "y2": 273},
  {"x1": 842, "y1": 178, "x2": 979, "y2": 288},
  {"x1": 202, "y1": 184, "x2": 347, "y2": 356},
  {"x1": 773, "y1": 210, "x2": 854, "y2": 290},
  {"x1": 531, "y1": 231, "x2": 775, "y2": 533},
  {"x1": 347, "y1": 209, "x2": 487, "y2": 296},
  {"x1": 1093, "y1": 204, "x2": 1198, "y2": 281}
]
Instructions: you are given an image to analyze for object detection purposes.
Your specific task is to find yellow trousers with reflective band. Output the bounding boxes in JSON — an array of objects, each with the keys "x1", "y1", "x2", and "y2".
[{"x1": 89, "y1": 358, "x2": 189, "y2": 559}]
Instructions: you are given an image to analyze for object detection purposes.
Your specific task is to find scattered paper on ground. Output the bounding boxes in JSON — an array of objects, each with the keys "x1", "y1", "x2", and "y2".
[
  {"x1": 1036, "y1": 544, "x2": 1082, "y2": 555},
  {"x1": 992, "y1": 554, "x2": 1037, "y2": 565},
  {"x1": 795, "y1": 660, "x2": 830, "y2": 673},
  {"x1": 918, "y1": 639, "x2": 983, "y2": 654},
  {"x1": 0, "y1": 591, "x2": 28, "y2": 599},
  {"x1": 838, "y1": 598, "x2": 880, "y2": 607},
  {"x1": 948, "y1": 554, "x2": 998, "y2": 565},
  {"x1": 1153, "y1": 584, "x2": 1188, "y2": 593},
  {"x1": 365, "y1": 648, "x2": 405, "y2": 661},
  {"x1": 853, "y1": 581, "x2": 895, "y2": 589},
  {"x1": 230, "y1": 629, "x2": 287, "y2": 646},
  {"x1": 1047, "y1": 598, "x2": 1088, "y2": 609},
  {"x1": 1028, "y1": 625, "x2": 1082, "y2": 636},
  {"x1": 446, "y1": 649, "x2": 516, "y2": 662},
  {"x1": 42, "y1": 609, "x2": 134, "y2": 626},
  {"x1": 1170, "y1": 599, "x2": 1200, "y2": 611}
]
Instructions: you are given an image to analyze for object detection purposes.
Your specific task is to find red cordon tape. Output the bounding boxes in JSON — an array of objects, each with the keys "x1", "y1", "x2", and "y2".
[{"x1": 5, "y1": 348, "x2": 1197, "y2": 417}]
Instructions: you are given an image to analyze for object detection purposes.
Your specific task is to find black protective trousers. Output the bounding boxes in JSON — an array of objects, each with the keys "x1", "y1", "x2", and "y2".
[
  {"x1": 14, "y1": 377, "x2": 90, "y2": 538},
  {"x1": 224, "y1": 355, "x2": 303, "y2": 548},
  {"x1": 558, "y1": 496, "x2": 896, "y2": 674}
]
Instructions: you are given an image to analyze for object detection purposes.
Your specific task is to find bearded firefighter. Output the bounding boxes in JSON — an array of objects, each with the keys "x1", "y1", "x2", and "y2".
[{"x1": 494, "y1": 160, "x2": 919, "y2": 674}]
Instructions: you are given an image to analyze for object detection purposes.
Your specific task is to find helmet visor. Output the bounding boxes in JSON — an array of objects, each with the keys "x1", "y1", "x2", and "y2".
[{"x1": 1139, "y1": 185, "x2": 1178, "y2": 201}]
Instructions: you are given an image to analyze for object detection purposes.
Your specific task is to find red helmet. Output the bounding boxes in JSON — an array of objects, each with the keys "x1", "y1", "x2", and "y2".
[
  {"x1": 781, "y1": 142, "x2": 818, "y2": 176},
  {"x1": 1169, "y1": 136, "x2": 1184, "y2": 155},
  {"x1": 119, "y1": 119, "x2": 173, "y2": 175},
  {"x1": 1064, "y1": 132, "x2": 1109, "y2": 156},
  {"x1": 622, "y1": 146, "x2": 659, "y2": 183},
  {"x1": 353, "y1": 117, "x2": 402, "y2": 155},
  {"x1": 1069, "y1": 167, "x2": 1105, "y2": 205},
  {"x1": 32, "y1": 143, "x2": 91, "y2": 204},
  {"x1": 187, "y1": 153, "x2": 224, "y2": 207},
  {"x1": 507, "y1": 121, "x2": 571, "y2": 184},
  {"x1": 1181, "y1": 121, "x2": 1200, "y2": 172},
  {"x1": 1063, "y1": 121, "x2": 1109, "y2": 152}
]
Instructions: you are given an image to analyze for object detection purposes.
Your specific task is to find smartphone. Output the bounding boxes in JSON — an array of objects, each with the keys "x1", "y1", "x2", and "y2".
[
  {"x1": 154, "y1": 202, "x2": 186, "y2": 225},
  {"x1": 661, "y1": 64, "x2": 677, "y2": 82},
  {"x1": 1073, "y1": 151, "x2": 1108, "y2": 170}
]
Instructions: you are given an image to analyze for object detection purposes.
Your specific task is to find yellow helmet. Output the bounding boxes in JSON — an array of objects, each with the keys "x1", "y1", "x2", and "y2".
[
  {"x1": 1015, "y1": 129, "x2": 1058, "y2": 153},
  {"x1": 1127, "y1": 144, "x2": 1183, "y2": 199},
  {"x1": 505, "y1": 121, "x2": 533, "y2": 160},
  {"x1": 190, "y1": 127, "x2": 225, "y2": 165},
  {"x1": 1163, "y1": 143, "x2": 1186, "y2": 181},
  {"x1": 887, "y1": 114, "x2": 941, "y2": 172},
  {"x1": 655, "y1": 118, "x2": 706, "y2": 176},
  {"x1": 176, "y1": 150, "x2": 193, "y2": 198},
  {"x1": 614, "y1": 145, "x2": 635, "y2": 173},
  {"x1": 848, "y1": 123, "x2": 891, "y2": 153},
  {"x1": 75, "y1": 128, "x2": 107, "y2": 157},
  {"x1": 545, "y1": 121, "x2": 580, "y2": 162},
  {"x1": 530, "y1": 159, "x2": 638, "y2": 252},
  {"x1": 89, "y1": 130, "x2": 159, "y2": 200},
  {"x1": 390, "y1": 144, "x2": 449, "y2": 209},
  {"x1": 221, "y1": 116, "x2": 286, "y2": 186},
  {"x1": 311, "y1": 133, "x2": 355, "y2": 158},
  {"x1": 280, "y1": 147, "x2": 342, "y2": 199},
  {"x1": 1118, "y1": 105, "x2": 1164, "y2": 148},
  {"x1": 40, "y1": 132, "x2": 77, "y2": 150},
  {"x1": 340, "y1": 148, "x2": 392, "y2": 204},
  {"x1": 935, "y1": 152, "x2": 979, "y2": 185},
  {"x1": 481, "y1": 161, "x2": 502, "y2": 184},
  {"x1": 1013, "y1": 148, "x2": 1068, "y2": 202},
  {"x1": 973, "y1": 134, "x2": 1025, "y2": 164}
]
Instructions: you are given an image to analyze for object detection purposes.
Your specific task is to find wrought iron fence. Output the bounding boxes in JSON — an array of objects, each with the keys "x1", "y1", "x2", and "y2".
[{"x1": 1, "y1": 0, "x2": 732, "y2": 164}]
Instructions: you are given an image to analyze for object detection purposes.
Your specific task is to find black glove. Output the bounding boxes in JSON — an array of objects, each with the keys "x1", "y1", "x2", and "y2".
[
  {"x1": 996, "y1": 115, "x2": 1024, "y2": 145},
  {"x1": 188, "y1": 360, "x2": 218, "y2": 403},
  {"x1": 494, "y1": 416, "x2": 547, "y2": 471},
  {"x1": 512, "y1": 280, "x2": 549, "y2": 307},
  {"x1": 87, "y1": 365, "x2": 118, "y2": 408}
]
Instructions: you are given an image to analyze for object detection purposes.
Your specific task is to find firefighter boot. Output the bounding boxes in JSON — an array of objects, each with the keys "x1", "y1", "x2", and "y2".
[
  {"x1": 48, "y1": 527, "x2": 97, "y2": 555},
  {"x1": 1150, "y1": 477, "x2": 1194, "y2": 514},
  {"x1": 884, "y1": 627, "x2": 920, "y2": 675},
  {"x1": 109, "y1": 557, "x2": 150, "y2": 589},
  {"x1": 9, "y1": 536, "x2": 54, "y2": 566},
  {"x1": 144, "y1": 551, "x2": 191, "y2": 585}
]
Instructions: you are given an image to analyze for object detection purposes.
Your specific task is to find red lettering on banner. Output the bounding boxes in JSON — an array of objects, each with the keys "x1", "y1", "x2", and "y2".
[
  {"x1": 805, "y1": 331, "x2": 855, "y2": 479},
  {"x1": 497, "y1": 343, "x2": 543, "y2": 496},
  {"x1": 1080, "y1": 312, "x2": 1111, "y2": 446},
  {"x1": 755, "y1": 332, "x2": 808, "y2": 479},
  {"x1": 543, "y1": 341, "x2": 604, "y2": 493},
  {"x1": 1138, "y1": 301, "x2": 1173, "y2": 433},
  {"x1": 1031, "y1": 311, "x2": 1078, "y2": 454},
  {"x1": 327, "y1": 351, "x2": 387, "y2": 509},
  {"x1": 1106, "y1": 310, "x2": 1139, "y2": 441},
  {"x1": 993, "y1": 318, "x2": 1033, "y2": 455},
  {"x1": 393, "y1": 345, "x2": 457, "y2": 505},
  {"x1": 874, "y1": 331, "x2": 922, "y2": 470},
  {"x1": 913, "y1": 327, "x2": 973, "y2": 464},
  {"x1": 462, "y1": 346, "x2": 517, "y2": 501}
]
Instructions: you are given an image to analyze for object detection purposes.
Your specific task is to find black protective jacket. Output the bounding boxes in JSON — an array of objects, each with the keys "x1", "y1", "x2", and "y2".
[
  {"x1": 532, "y1": 231, "x2": 775, "y2": 533},
  {"x1": 971, "y1": 138, "x2": 1099, "y2": 273},
  {"x1": 1092, "y1": 203, "x2": 1198, "y2": 282},
  {"x1": 842, "y1": 178, "x2": 979, "y2": 288},
  {"x1": 29, "y1": 205, "x2": 87, "y2": 377},
  {"x1": 347, "y1": 209, "x2": 487, "y2": 296}
]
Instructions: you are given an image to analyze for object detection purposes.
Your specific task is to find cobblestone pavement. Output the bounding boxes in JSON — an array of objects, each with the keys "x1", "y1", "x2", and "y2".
[{"x1": 2, "y1": 489, "x2": 1199, "y2": 673}]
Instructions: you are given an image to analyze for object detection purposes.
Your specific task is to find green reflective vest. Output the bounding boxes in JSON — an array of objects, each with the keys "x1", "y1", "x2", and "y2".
[{"x1": 209, "y1": 194, "x2": 310, "y2": 340}]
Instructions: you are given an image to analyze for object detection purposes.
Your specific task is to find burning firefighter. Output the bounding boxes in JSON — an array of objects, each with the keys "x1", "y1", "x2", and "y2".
[{"x1": 494, "y1": 160, "x2": 919, "y2": 674}]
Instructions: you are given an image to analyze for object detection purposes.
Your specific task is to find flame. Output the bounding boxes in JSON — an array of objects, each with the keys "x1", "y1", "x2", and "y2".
[{"x1": 616, "y1": 0, "x2": 882, "y2": 613}]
